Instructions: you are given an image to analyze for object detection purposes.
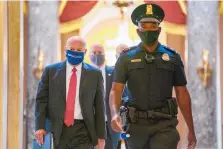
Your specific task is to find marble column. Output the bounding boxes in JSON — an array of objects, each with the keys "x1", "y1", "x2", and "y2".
[
  {"x1": 187, "y1": 1, "x2": 221, "y2": 148},
  {"x1": 220, "y1": 11, "x2": 223, "y2": 138},
  {"x1": 26, "y1": 1, "x2": 59, "y2": 149}
]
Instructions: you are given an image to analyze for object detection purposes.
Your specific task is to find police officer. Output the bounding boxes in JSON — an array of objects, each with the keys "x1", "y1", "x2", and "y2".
[{"x1": 109, "y1": 3, "x2": 197, "y2": 149}]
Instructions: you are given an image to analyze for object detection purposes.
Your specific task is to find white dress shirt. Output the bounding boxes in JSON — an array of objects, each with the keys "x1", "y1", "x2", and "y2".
[{"x1": 66, "y1": 62, "x2": 83, "y2": 119}]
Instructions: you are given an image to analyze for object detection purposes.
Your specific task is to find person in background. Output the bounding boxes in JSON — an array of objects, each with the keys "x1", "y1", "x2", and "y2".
[
  {"x1": 115, "y1": 44, "x2": 128, "y2": 59},
  {"x1": 89, "y1": 43, "x2": 120, "y2": 149}
]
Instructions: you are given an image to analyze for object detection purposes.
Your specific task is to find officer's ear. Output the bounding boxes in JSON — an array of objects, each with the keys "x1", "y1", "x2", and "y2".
[
  {"x1": 158, "y1": 27, "x2": 162, "y2": 34},
  {"x1": 136, "y1": 28, "x2": 140, "y2": 36}
]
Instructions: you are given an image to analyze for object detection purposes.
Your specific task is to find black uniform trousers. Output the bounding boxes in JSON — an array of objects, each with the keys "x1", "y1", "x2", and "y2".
[
  {"x1": 126, "y1": 118, "x2": 180, "y2": 149},
  {"x1": 55, "y1": 121, "x2": 93, "y2": 149}
]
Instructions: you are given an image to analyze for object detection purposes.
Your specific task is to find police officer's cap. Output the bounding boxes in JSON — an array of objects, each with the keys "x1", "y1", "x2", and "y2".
[{"x1": 131, "y1": 4, "x2": 165, "y2": 26}]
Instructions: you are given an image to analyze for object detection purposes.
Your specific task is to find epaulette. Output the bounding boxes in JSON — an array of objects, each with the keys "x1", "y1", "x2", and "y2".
[
  {"x1": 120, "y1": 46, "x2": 138, "y2": 57},
  {"x1": 122, "y1": 46, "x2": 137, "y2": 53},
  {"x1": 162, "y1": 45, "x2": 178, "y2": 54},
  {"x1": 162, "y1": 45, "x2": 183, "y2": 65}
]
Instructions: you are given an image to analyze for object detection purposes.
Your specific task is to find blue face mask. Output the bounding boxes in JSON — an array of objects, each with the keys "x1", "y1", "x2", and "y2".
[{"x1": 66, "y1": 49, "x2": 85, "y2": 65}]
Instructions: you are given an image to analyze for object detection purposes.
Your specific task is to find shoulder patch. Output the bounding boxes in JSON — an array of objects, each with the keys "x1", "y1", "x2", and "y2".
[{"x1": 162, "y1": 45, "x2": 178, "y2": 54}]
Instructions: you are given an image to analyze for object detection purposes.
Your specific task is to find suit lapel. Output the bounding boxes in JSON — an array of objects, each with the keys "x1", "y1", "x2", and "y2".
[
  {"x1": 105, "y1": 66, "x2": 113, "y2": 97},
  {"x1": 53, "y1": 61, "x2": 66, "y2": 102},
  {"x1": 79, "y1": 62, "x2": 89, "y2": 101},
  {"x1": 105, "y1": 66, "x2": 109, "y2": 94},
  {"x1": 55, "y1": 62, "x2": 89, "y2": 104}
]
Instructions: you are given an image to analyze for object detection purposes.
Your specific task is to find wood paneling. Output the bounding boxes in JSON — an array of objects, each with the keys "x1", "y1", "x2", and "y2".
[{"x1": 7, "y1": 2, "x2": 21, "y2": 149}]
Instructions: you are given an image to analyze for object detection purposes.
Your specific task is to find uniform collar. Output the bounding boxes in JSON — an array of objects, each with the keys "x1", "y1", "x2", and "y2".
[
  {"x1": 138, "y1": 42, "x2": 173, "y2": 57},
  {"x1": 139, "y1": 42, "x2": 161, "y2": 54}
]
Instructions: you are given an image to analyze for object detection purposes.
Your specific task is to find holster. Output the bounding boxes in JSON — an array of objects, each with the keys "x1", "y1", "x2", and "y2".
[
  {"x1": 119, "y1": 106, "x2": 130, "y2": 131},
  {"x1": 128, "y1": 106, "x2": 137, "y2": 123},
  {"x1": 166, "y1": 98, "x2": 178, "y2": 117}
]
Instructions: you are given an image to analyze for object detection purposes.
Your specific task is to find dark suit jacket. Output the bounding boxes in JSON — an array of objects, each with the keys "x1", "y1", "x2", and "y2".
[
  {"x1": 35, "y1": 61, "x2": 106, "y2": 147},
  {"x1": 105, "y1": 66, "x2": 120, "y2": 142}
]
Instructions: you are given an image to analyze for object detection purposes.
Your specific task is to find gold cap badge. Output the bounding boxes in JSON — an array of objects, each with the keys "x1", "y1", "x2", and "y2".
[
  {"x1": 146, "y1": 5, "x2": 153, "y2": 15},
  {"x1": 162, "y1": 53, "x2": 170, "y2": 61}
]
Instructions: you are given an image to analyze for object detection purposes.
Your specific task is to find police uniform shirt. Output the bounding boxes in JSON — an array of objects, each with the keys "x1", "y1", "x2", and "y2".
[{"x1": 113, "y1": 43, "x2": 187, "y2": 110}]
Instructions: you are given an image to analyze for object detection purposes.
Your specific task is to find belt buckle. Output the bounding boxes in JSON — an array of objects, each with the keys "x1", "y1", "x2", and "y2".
[
  {"x1": 138, "y1": 111, "x2": 147, "y2": 119},
  {"x1": 147, "y1": 111, "x2": 152, "y2": 118}
]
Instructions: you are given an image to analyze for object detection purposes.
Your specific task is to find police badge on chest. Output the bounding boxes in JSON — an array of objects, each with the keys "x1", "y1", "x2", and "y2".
[{"x1": 162, "y1": 53, "x2": 170, "y2": 61}]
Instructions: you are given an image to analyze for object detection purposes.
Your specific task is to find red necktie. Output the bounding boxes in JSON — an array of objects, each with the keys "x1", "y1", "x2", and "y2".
[{"x1": 64, "y1": 67, "x2": 77, "y2": 126}]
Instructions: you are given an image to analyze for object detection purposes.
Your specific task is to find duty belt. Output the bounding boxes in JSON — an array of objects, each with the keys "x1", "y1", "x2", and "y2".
[
  {"x1": 128, "y1": 106, "x2": 177, "y2": 123},
  {"x1": 126, "y1": 99, "x2": 178, "y2": 123},
  {"x1": 136, "y1": 109, "x2": 173, "y2": 119}
]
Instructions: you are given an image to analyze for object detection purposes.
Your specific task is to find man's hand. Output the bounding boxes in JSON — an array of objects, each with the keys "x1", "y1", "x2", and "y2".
[
  {"x1": 109, "y1": 83, "x2": 124, "y2": 132},
  {"x1": 94, "y1": 139, "x2": 105, "y2": 149},
  {"x1": 34, "y1": 129, "x2": 47, "y2": 146},
  {"x1": 111, "y1": 114, "x2": 123, "y2": 132},
  {"x1": 187, "y1": 132, "x2": 197, "y2": 149}
]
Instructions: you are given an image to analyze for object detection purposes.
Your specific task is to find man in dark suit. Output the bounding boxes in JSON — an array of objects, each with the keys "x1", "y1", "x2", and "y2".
[
  {"x1": 34, "y1": 36, "x2": 106, "y2": 149},
  {"x1": 89, "y1": 44, "x2": 120, "y2": 149}
]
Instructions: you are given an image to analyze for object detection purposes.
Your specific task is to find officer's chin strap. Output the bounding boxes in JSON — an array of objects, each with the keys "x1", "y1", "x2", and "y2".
[{"x1": 144, "y1": 52, "x2": 155, "y2": 63}]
